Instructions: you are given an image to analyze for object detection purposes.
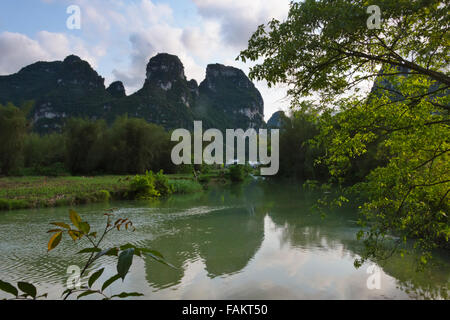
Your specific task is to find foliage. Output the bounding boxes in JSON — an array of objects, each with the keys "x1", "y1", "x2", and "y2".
[
  {"x1": 64, "y1": 118, "x2": 107, "y2": 175},
  {"x1": 0, "y1": 209, "x2": 172, "y2": 300},
  {"x1": 23, "y1": 133, "x2": 65, "y2": 172},
  {"x1": 0, "y1": 103, "x2": 29, "y2": 175},
  {"x1": 198, "y1": 175, "x2": 211, "y2": 184},
  {"x1": 227, "y1": 164, "x2": 252, "y2": 182},
  {"x1": 154, "y1": 170, "x2": 174, "y2": 196},
  {"x1": 277, "y1": 106, "x2": 329, "y2": 181},
  {"x1": 239, "y1": 0, "x2": 449, "y2": 266},
  {"x1": 0, "y1": 112, "x2": 175, "y2": 176},
  {"x1": 168, "y1": 179, "x2": 203, "y2": 194},
  {"x1": 0, "y1": 172, "x2": 221, "y2": 211},
  {"x1": 239, "y1": 0, "x2": 449, "y2": 103},
  {"x1": 0, "y1": 176, "x2": 130, "y2": 210},
  {"x1": 128, "y1": 170, "x2": 176, "y2": 200},
  {"x1": 128, "y1": 171, "x2": 160, "y2": 200},
  {"x1": 107, "y1": 116, "x2": 173, "y2": 174}
]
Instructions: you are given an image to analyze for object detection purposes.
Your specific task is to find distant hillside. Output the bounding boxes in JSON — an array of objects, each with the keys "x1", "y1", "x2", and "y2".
[
  {"x1": 0, "y1": 53, "x2": 265, "y2": 133},
  {"x1": 267, "y1": 110, "x2": 287, "y2": 129}
]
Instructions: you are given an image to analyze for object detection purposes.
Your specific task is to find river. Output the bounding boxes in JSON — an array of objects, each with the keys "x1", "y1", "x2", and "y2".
[{"x1": 0, "y1": 180, "x2": 448, "y2": 299}]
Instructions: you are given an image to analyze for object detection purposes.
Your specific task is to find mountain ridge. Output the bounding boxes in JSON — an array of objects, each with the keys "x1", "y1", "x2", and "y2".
[{"x1": 0, "y1": 53, "x2": 265, "y2": 133}]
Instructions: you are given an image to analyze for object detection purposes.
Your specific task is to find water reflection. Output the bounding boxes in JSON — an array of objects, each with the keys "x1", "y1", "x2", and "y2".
[
  {"x1": 143, "y1": 206, "x2": 265, "y2": 289},
  {"x1": 0, "y1": 180, "x2": 448, "y2": 299}
]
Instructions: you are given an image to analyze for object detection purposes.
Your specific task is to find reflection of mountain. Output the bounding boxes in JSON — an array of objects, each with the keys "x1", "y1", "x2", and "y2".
[
  {"x1": 138, "y1": 180, "x2": 449, "y2": 298},
  {"x1": 143, "y1": 206, "x2": 265, "y2": 289}
]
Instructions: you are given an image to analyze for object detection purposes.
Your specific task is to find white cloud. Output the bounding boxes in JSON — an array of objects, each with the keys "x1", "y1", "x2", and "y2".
[
  {"x1": 193, "y1": 0, "x2": 290, "y2": 48},
  {"x1": 3, "y1": 0, "x2": 292, "y2": 120},
  {"x1": 0, "y1": 32, "x2": 48, "y2": 75},
  {"x1": 0, "y1": 31, "x2": 96, "y2": 75}
]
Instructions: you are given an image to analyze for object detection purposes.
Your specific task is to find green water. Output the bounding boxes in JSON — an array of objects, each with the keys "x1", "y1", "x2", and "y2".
[{"x1": 0, "y1": 180, "x2": 448, "y2": 299}]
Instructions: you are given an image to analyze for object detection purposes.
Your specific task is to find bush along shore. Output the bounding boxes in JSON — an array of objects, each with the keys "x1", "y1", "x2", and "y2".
[
  {"x1": 0, "y1": 168, "x2": 239, "y2": 211},
  {"x1": 0, "y1": 166, "x2": 251, "y2": 210}
]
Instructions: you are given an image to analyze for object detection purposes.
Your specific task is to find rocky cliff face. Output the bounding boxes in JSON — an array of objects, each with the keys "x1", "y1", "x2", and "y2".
[
  {"x1": 198, "y1": 64, "x2": 264, "y2": 129},
  {"x1": 0, "y1": 53, "x2": 265, "y2": 132},
  {"x1": 106, "y1": 81, "x2": 126, "y2": 98},
  {"x1": 0, "y1": 55, "x2": 112, "y2": 132},
  {"x1": 267, "y1": 111, "x2": 287, "y2": 129}
]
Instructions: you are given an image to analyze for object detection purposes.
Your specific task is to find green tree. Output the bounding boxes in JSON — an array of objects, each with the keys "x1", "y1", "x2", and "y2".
[
  {"x1": 107, "y1": 116, "x2": 172, "y2": 174},
  {"x1": 23, "y1": 133, "x2": 66, "y2": 173},
  {"x1": 64, "y1": 118, "x2": 107, "y2": 174},
  {"x1": 0, "y1": 103, "x2": 29, "y2": 175},
  {"x1": 278, "y1": 106, "x2": 329, "y2": 181},
  {"x1": 239, "y1": 0, "x2": 449, "y2": 265}
]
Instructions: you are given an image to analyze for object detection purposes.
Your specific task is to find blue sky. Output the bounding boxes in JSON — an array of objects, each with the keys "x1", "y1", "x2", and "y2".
[{"x1": 0, "y1": 0, "x2": 292, "y2": 120}]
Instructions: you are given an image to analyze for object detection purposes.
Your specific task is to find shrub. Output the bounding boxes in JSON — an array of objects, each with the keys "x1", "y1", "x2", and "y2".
[
  {"x1": 154, "y1": 170, "x2": 173, "y2": 196},
  {"x1": 175, "y1": 164, "x2": 194, "y2": 174},
  {"x1": 128, "y1": 171, "x2": 160, "y2": 200},
  {"x1": 227, "y1": 164, "x2": 250, "y2": 182},
  {"x1": 96, "y1": 190, "x2": 111, "y2": 202},
  {"x1": 198, "y1": 175, "x2": 211, "y2": 184}
]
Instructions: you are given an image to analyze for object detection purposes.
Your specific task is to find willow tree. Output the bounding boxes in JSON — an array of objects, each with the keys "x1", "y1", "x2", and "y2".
[{"x1": 239, "y1": 0, "x2": 449, "y2": 266}]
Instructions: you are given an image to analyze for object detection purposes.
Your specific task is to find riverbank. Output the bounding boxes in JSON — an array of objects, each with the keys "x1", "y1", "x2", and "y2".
[{"x1": 0, "y1": 172, "x2": 227, "y2": 211}]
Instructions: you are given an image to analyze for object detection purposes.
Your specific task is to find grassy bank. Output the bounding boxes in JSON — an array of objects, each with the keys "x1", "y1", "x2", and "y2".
[{"x1": 0, "y1": 173, "x2": 211, "y2": 211}]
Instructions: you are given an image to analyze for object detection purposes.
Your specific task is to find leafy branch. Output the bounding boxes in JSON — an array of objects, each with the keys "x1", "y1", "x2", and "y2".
[{"x1": 1, "y1": 209, "x2": 174, "y2": 300}]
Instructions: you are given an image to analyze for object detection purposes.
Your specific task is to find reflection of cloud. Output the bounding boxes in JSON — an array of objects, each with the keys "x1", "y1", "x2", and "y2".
[{"x1": 139, "y1": 212, "x2": 419, "y2": 299}]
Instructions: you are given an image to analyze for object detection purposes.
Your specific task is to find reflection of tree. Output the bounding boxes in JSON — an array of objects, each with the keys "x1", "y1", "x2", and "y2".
[
  {"x1": 141, "y1": 179, "x2": 449, "y2": 298},
  {"x1": 263, "y1": 183, "x2": 450, "y2": 300},
  {"x1": 377, "y1": 252, "x2": 450, "y2": 300}
]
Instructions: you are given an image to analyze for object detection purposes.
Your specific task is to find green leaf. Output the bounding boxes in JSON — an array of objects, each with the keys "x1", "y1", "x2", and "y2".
[
  {"x1": 77, "y1": 247, "x2": 102, "y2": 254},
  {"x1": 112, "y1": 292, "x2": 144, "y2": 299},
  {"x1": 101, "y1": 274, "x2": 121, "y2": 291},
  {"x1": 61, "y1": 288, "x2": 71, "y2": 297},
  {"x1": 79, "y1": 221, "x2": 90, "y2": 234},
  {"x1": 47, "y1": 231, "x2": 62, "y2": 252},
  {"x1": 88, "y1": 268, "x2": 104, "y2": 288},
  {"x1": 50, "y1": 222, "x2": 70, "y2": 229},
  {"x1": 77, "y1": 290, "x2": 98, "y2": 299},
  {"x1": 117, "y1": 248, "x2": 134, "y2": 280},
  {"x1": 18, "y1": 282, "x2": 37, "y2": 298},
  {"x1": 0, "y1": 280, "x2": 18, "y2": 297},
  {"x1": 47, "y1": 229, "x2": 62, "y2": 233},
  {"x1": 93, "y1": 247, "x2": 118, "y2": 262},
  {"x1": 68, "y1": 229, "x2": 83, "y2": 241},
  {"x1": 119, "y1": 244, "x2": 135, "y2": 251},
  {"x1": 69, "y1": 209, "x2": 82, "y2": 230}
]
